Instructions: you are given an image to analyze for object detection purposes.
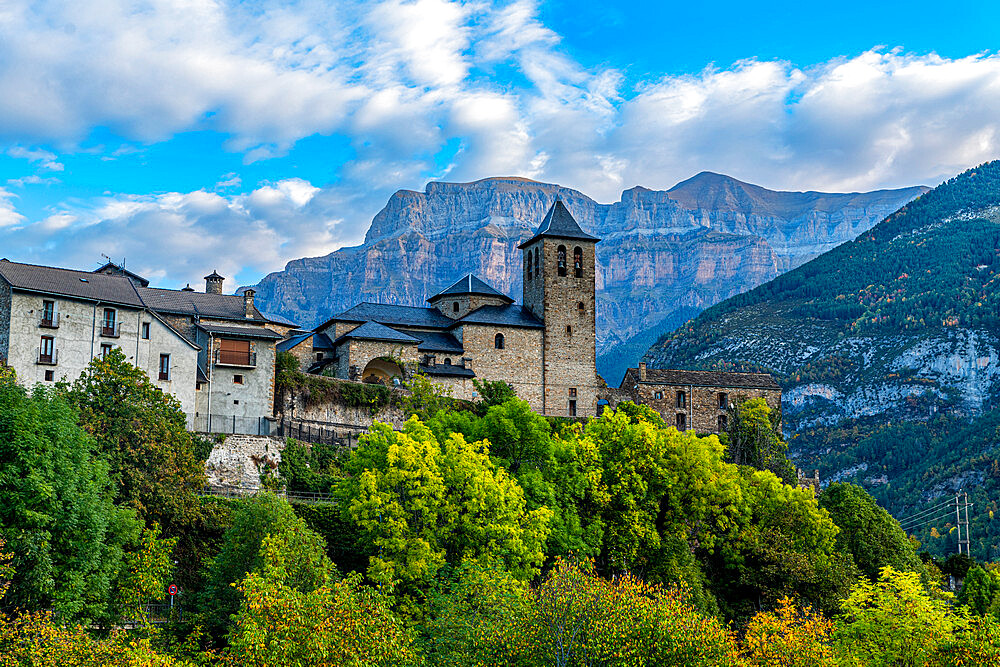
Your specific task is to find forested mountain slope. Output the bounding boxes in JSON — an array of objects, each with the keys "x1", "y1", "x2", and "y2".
[{"x1": 646, "y1": 161, "x2": 1000, "y2": 559}]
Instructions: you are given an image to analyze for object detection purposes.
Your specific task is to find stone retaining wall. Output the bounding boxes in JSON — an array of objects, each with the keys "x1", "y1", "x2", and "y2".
[{"x1": 205, "y1": 434, "x2": 285, "y2": 490}]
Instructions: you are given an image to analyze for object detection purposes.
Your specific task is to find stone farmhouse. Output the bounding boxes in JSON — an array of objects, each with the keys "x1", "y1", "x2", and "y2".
[
  {"x1": 286, "y1": 199, "x2": 603, "y2": 417},
  {"x1": 0, "y1": 260, "x2": 291, "y2": 433},
  {"x1": 611, "y1": 363, "x2": 782, "y2": 434}
]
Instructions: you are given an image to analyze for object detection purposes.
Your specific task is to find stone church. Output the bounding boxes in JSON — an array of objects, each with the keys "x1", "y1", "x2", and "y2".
[{"x1": 306, "y1": 199, "x2": 602, "y2": 416}]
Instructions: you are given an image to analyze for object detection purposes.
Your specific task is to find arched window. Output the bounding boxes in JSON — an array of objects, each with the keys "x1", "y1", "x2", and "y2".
[
  {"x1": 453, "y1": 302, "x2": 459, "y2": 313},
  {"x1": 533, "y1": 247, "x2": 539, "y2": 277},
  {"x1": 444, "y1": 358, "x2": 452, "y2": 366},
  {"x1": 573, "y1": 246, "x2": 583, "y2": 277},
  {"x1": 566, "y1": 325, "x2": 572, "y2": 336},
  {"x1": 525, "y1": 254, "x2": 532, "y2": 280},
  {"x1": 577, "y1": 301, "x2": 585, "y2": 315},
  {"x1": 495, "y1": 333, "x2": 505, "y2": 349},
  {"x1": 557, "y1": 245, "x2": 567, "y2": 276}
]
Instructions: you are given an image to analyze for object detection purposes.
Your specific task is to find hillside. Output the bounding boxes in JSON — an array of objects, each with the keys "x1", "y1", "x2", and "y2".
[
  {"x1": 646, "y1": 161, "x2": 1000, "y2": 559},
  {"x1": 249, "y1": 174, "x2": 925, "y2": 385}
]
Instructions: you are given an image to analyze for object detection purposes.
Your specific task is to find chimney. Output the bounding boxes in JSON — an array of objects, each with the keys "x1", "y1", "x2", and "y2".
[
  {"x1": 181, "y1": 283, "x2": 195, "y2": 292},
  {"x1": 204, "y1": 271, "x2": 225, "y2": 294},
  {"x1": 638, "y1": 362, "x2": 647, "y2": 381},
  {"x1": 243, "y1": 289, "x2": 255, "y2": 318}
]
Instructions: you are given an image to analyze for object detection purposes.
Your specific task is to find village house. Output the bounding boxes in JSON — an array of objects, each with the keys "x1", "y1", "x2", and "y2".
[
  {"x1": 307, "y1": 199, "x2": 604, "y2": 416},
  {"x1": 611, "y1": 362, "x2": 782, "y2": 433},
  {"x1": 0, "y1": 259, "x2": 292, "y2": 434}
]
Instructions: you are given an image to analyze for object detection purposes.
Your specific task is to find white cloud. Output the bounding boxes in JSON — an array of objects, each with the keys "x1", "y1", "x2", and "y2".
[{"x1": 4, "y1": 1, "x2": 1000, "y2": 286}]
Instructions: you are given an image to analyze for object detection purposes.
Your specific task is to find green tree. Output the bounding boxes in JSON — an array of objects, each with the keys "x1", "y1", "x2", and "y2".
[
  {"x1": 401, "y1": 373, "x2": 454, "y2": 420},
  {"x1": 344, "y1": 418, "x2": 551, "y2": 614},
  {"x1": 67, "y1": 348, "x2": 206, "y2": 533},
  {"x1": 958, "y1": 565, "x2": 1000, "y2": 616},
  {"x1": 472, "y1": 378, "x2": 516, "y2": 413},
  {"x1": 477, "y1": 398, "x2": 553, "y2": 473},
  {"x1": 819, "y1": 483, "x2": 924, "y2": 580},
  {"x1": 834, "y1": 566, "x2": 957, "y2": 666},
  {"x1": 0, "y1": 379, "x2": 141, "y2": 624},
  {"x1": 199, "y1": 493, "x2": 333, "y2": 637},
  {"x1": 724, "y1": 397, "x2": 795, "y2": 483}
]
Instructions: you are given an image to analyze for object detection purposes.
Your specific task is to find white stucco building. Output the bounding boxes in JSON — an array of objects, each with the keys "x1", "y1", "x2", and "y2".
[{"x1": 0, "y1": 259, "x2": 290, "y2": 434}]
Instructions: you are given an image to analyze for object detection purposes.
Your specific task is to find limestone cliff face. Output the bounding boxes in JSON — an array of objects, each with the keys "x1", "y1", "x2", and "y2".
[{"x1": 251, "y1": 173, "x2": 925, "y2": 379}]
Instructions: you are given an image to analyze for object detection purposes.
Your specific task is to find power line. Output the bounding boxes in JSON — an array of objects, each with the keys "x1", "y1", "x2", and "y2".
[
  {"x1": 895, "y1": 499, "x2": 955, "y2": 524},
  {"x1": 898, "y1": 510, "x2": 957, "y2": 531}
]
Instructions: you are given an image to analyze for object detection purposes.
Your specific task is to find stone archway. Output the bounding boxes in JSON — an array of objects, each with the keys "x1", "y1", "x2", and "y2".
[{"x1": 361, "y1": 358, "x2": 403, "y2": 385}]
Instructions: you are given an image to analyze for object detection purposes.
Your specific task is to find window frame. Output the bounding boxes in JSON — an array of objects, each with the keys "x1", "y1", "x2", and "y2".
[
  {"x1": 141, "y1": 322, "x2": 150, "y2": 339},
  {"x1": 495, "y1": 333, "x2": 505, "y2": 349},
  {"x1": 573, "y1": 246, "x2": 583, "y2": 278},
  {"x1": 159, "y1": 353, "x2": 170, "y2": 381}
]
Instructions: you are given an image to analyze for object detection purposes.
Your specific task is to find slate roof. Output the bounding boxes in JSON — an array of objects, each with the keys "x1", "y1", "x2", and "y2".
[
  {"x1": 428, "y1": 274, "x2": 513, "y2": 303},
  {"x1": 258, "y1": 309, "x2": 299, "y2": 328},
  {"x1": 452, "y1": 304, "x2": 544, "y2": 329},
  {"x1": 321, "y1": 302, "x2": 455, "y2": 330},
  {"x1": 313, "y1": 333, "x2": 335, "y2": 350},
  {"x1": 138, "y1": 286, "x2": 266, "y2": 322},
  {"x1": 519, "y1": 199, "x2": 600, "y2": 248},
  {"x1": 620, "y1": 367, "x2": 780, "y2": 391},
  {"x1": 277, "y1": 332, "x2": 314, "y2": 352},
  {"x1": 333, "y1": 320, "x2": 420, "y2": 345},
  {"x1": 0, "y1": 259, "x2": 146, "y2": 307},
  {"x1": 420, "y1": 363, "x2": 476, "y2": 378},
  {"x1": 414, "y1": 331, "x2": 464, "y2": 353},
  {"x1": 93, "y1": 262, "x2": 150, "y2": 287},
  {"x1": 196, "y1": 323, "x2": 284, "y2": 340}
]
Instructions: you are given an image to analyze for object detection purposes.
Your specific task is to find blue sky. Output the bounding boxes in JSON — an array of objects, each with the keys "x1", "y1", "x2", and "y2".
[{"x1": 2, "y1": 0, "x2": 1000, "y2": 288}]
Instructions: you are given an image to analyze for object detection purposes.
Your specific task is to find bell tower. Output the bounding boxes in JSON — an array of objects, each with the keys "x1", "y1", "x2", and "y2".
[{"x1": 520, "y1": 199, "x2": 600, "y2": 416}]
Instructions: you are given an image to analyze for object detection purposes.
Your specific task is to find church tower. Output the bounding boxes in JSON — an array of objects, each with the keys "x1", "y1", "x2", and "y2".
[{"x1": 519, "y1": 199, "x2": 600, "y2": 416}]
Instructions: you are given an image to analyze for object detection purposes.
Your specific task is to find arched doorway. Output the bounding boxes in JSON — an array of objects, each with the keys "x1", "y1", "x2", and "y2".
[{"x1": 362, "y1": 358, "x2": 403, "y2": 385}]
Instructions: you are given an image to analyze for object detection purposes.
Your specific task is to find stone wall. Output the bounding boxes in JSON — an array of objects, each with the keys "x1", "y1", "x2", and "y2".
[
  {"x1": 610, "y1": 381, "x2": 781, "y2": 434},
  {"x1": 456, "y1": 323, "x2": 544, "y2": 410},
  {"x1": 284, "y1": 336, "x2": 315, "y2": 369},
  {"x1": 431, "y1": 293, "x2": 512, "y2": 319},
  {"x1": 280, "y1": 380, "x2": 409, "y2": 430},
  {"x1": 205, "y1": 434, "x2": 285, "y2": 490},
  {"x1": 345, "y1": 339, "x2": 419, "y2": 380},
  {"x1": 0, "y1": 279, "x2": 10, "y2": 360}
]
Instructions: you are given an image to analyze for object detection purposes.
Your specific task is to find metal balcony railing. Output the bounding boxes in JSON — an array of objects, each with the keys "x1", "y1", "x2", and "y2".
[
  {"x1": 214, "y1": 349, "x2": 256, "y2": 367},
  {"x1": 39, "y1": 313, "x2": 59, "y2": 328},
  {"x1": 101, "y1": 321, "x2": 120, "y2": 338},
  {"x1": 37, "y1": 348, "x2": 58, "y2": 365}
]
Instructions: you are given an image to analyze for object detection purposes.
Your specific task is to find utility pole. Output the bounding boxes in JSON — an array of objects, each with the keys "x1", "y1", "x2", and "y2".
[
  {"x1": 955, "y1": 492, "x2": 963, "y2": 555},
  {"x1": 960, "y1": 492, "x2": 972, "y2": 557}
]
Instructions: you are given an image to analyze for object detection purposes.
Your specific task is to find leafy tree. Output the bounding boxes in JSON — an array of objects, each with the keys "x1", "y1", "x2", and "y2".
[
  {"x1": 277, "y1": 438, "x2": 344, "y2": 494},
  {"x1": 724, "y1": 397, "x2": 795, "y2": 483},
  {"x1": 959, "y1": 565, "x2": 1000, "y2": 616},
  {"x1": 834, "y1": 566, "x2": 956, "y2": 667},
  {"x1": 477, "y1": 398, "x2": 553, "y2": 473},
  {"x1": 743, "y1": 597, "x2": 837, "y2": 667},
  {"x1": 67, "y1": 348, "x2": 206, "y2": 533},
  {"x1": 223, "y1": 533, "x2": 415, "y2": 667},
  {"x1": 472, "y1": 378, "x2": 516, "y2": 413},
  {"x1": 930, "y1": 614, "x2": 1000, "y2": 666},
  {"x1": 199, "y1": 493, "x2": 333, "y2": 636},
  {"x1": 819, "y1": 483, "x2": 924, "y2": 580},
  {"x1": 401, "y1": 373, "x2": 454, "y2": 420},
  {"x1": 344, "y1": 419, "x2": 551, "y2": 614},
  {"x1": 0, "y1": 379, "x2": 141, "y2": 624}
]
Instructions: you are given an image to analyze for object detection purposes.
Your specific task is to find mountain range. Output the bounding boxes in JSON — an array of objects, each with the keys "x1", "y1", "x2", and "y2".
[
  {"x1": 645, "y1": 161, "x2": 1000, "y2": 560},
  {"x1": 251, "y1": 173, "x2": 925, "y2": 385}
]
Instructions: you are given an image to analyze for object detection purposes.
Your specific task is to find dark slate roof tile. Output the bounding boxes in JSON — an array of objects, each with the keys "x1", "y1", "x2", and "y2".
[
  {"x1": 518, "y1": 199, "x2": 600, "y2": 248},
  {"x1": 0, "y1": 259, "x2": 145, "y2": 307},
  {"x1": 428, "y1": 274, "x2": 513, "y2": 303},
  {"x1": 277, "y1": 332, "x2": 314, "y2": 352},
  {"x1": 138, "y1": 286, "x2": 266, "y2": 321},
  {"x1": 321, "y1": 302, "x2": 454, "y2": 329},
  {"x1": 333, "y1": 320, "x2": 420, "y2": 345},
  {"x1": 196, "y1": 323, "x2": 284, "y2": 340},
  {"x1": 620, "y1": 367, "x2": 780, "y2": 390},
  {"x1": 451, "y1": 304, "x2": 544, "y2": 329},
  {"x1": 414, "y1": 331, "x2": 464, "y2": 353},
  {"x1": 419, "y1": 363, "x2": 476, "y2": 378}
]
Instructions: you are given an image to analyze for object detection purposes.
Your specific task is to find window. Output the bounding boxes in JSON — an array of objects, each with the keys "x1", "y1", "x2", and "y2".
[
  {"x1": 573, "y1": 246, "x2": 583, "y2": 277},
  {"x1": 141, "y1": 322, "x2": 150, "y2": 339},
  {"x1": 569, "y1": 400, "x2": 577, "y2": 417},
  {"x1": 316, "y1": 352, "x2": 323, "y2": 361},
  {"x1": 566, "y1": 325, "x2": 572, "y2": 336},
  {"x1": 569, "y1": 387, "x2": 577, "y2": 398},
  {"x1": 233, "y1": 374, "x2": 244, "y2": 385},
  {"x1": 39, "y1": 335, "x2": 54, "y2": 363},
  {"x1": 676, "y1": 391, "x2": 686, "y2": 408},
  {"x1": 102, "y1": 308, "x2": 118, "y2": 337},
  {"x1": 41, "y1": 300, "x2": 56, "y2": 328},
  {"x1": 453, "y1": 301, "x2": 459, "y2": 313},
  {"x1": 676, "y1": 413, "x2": 686, "y2": 430},
  {"x1": 718, "y1": 392, "x2": 729, "y2": 409},
  {"x1": 653, "y1": 391, "x2": 663, "y2": 400},
  {"x1": 100, "y1": 343, "x2": 113, "y2": 358},
  {"x1": 526, "y1": 255, "x2": 532, "y2": 280},
  {"x1": 718, "y1": 415, "x2": 728, "y2": 431},
  {"x1": 159, "y1": 354, "x2": 170, "y2": 381},
  {"x1": 557, "y1": 245, "x2": 567, "y2": 276},
  {"x1": 533, "y1": 247, "x2": 539, "y2": 277},
  {"x1": 495, "y1": 333, "x2": 505, "y2": 349},
  {"x1": 44, "y1": 370, "x2": 54, "y2": 382},
  {"x1": 444, "y1": 358, "x2": 452, "y2": 365},
  {"x1": 577, "y1": 301, "x2": 585, "y2": 315},
  {"x1": 218, "y1": 338, "x2": 252, "y2": 365}
]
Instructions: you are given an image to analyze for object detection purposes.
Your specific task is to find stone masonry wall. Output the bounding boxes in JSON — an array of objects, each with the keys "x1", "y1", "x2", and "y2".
[
  {"x1": 457, "y1": 323, "x2": 544, "y2": 411},
  {"x1": 347, "y1": 339, "x2": 420, "y2": 378},
  {"x1": 284, "y1": 337, "x2": 315, "y2": 370},
  {"x1": 0, "y1": 279, "x2": 10, "y2": 361},
  {"x1": 432, "y1": 293, "x2": 512, "y2": 320},
  {"x1": 205, "y1": 434, "x2": 285, "y2": 489},
  {"x1": 624, "y1": 382, "x2": 782, "y2": 433}
]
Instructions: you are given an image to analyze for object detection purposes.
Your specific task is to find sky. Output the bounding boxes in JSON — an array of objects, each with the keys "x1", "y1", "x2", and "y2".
[{"x1": 2, "y1": 0, "x2": 1000, "y2": 289}]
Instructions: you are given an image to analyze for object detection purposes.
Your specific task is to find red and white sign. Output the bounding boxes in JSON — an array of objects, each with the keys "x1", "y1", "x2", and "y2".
[{"x1": 167, "y1": 584, "x2": 178, "y2": 596}]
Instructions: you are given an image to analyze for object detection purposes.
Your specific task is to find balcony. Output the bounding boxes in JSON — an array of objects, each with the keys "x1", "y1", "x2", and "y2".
[
  {"x1": 37, "y1": 348, "x2": 58, "y2": 365},
  {"x1": 39, "y1": 313, "x2": 59, "y2": 329},
  {"x1": 101, "y1": 321, "x2": 120, "y2": 338},
  {"x1": 214, "y1": 349, "x2": 256, "y2": 368}
]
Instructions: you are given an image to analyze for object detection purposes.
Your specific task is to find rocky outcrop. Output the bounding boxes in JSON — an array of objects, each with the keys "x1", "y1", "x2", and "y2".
[{"x1": 251, "y1": 173, "x2": 926, "y2": 382}]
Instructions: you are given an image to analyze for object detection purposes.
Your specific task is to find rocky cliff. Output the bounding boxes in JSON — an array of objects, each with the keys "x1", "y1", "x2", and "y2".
[{"x1": 251, "y1": 173, "x2": 925, "y2": 384}]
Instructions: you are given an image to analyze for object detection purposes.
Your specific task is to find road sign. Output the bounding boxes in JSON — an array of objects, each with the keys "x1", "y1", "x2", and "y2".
[{"x1": 168, "y1": 584, "x2": 178, "y2": 596}]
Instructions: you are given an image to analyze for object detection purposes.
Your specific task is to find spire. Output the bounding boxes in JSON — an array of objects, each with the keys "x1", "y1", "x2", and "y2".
[{"x1": 518, "y1": 198, "x2": 600, "y2": 248}]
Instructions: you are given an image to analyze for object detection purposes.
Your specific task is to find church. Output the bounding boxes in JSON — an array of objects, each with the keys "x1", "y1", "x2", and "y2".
[{"x1": 300, "y1": 199, "x2": 602, "y2": 416}]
